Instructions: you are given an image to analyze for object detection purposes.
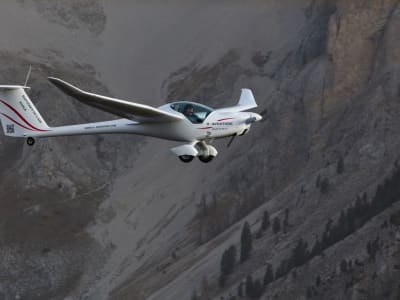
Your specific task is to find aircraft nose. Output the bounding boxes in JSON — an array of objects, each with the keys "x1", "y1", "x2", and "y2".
[
  {"x1": 254, "y1": 113, "x2": 262, "y2": 122},
  {"x1": 244, "y1": 113, "x2": 263, "y2": 124}
]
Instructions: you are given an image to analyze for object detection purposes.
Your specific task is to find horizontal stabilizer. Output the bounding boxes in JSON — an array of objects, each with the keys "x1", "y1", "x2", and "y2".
[{"x1": 0, "y1": 85, "x2": 30, "y2": 90}]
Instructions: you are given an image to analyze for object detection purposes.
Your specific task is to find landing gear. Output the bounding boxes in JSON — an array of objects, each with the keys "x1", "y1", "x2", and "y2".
[
  {"x1": 198, "y1": 155, "x2": 214, "y2": 163},
  {"x1": 172, "y1": 142, "x2": 218, "y2": 163},
  {"x1": 179, "y1": 155, "x2": 194, "y2": 163},
  {"x1": 26, "y1": 137, "x2": 35, "y2": 146}
]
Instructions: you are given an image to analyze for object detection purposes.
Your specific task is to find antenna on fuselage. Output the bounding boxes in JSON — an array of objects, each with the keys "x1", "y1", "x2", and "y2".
[{"x1": 24, "y1": 65, "x2": 32, "y2": 87}]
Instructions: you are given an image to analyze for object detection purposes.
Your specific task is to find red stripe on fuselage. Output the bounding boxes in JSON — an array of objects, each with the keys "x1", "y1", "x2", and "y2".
[
  {"x1": 198, "y1": 126, "x2": 213, "y2": 130},
  {"x1": 217, "y1": 117, "x2": 234, "y2": 122},
  {"x1": 0, "y1": 99, "x2": 49, "y2": 131}
]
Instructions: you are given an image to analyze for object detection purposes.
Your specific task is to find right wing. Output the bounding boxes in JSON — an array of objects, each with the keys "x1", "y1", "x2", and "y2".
[{"x1": 48, "y1": 77, "x2": 184, "y2": 123}]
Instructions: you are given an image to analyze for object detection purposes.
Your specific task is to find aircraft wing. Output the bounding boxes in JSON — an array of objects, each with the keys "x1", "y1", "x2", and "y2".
[{"x1": 48, "y1": 77, "x2": 184, "y2": 123}]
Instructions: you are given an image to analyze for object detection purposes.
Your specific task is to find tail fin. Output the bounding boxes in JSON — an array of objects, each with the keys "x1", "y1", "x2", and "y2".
[
  {"x1": 0, "y1": 86, "x2": 50, "y2": 137},
  {"x1": 215, "y1": 88, "x2": 258, "y2": 113},
  {"x1": 237, "y1": 89, "x2": 257, "y2": 111}
]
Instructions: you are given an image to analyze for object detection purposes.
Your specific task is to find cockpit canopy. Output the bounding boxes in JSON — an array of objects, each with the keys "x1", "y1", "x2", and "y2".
[{"x1": 170, "y1": 101, "x2": 214, "y2": 124}]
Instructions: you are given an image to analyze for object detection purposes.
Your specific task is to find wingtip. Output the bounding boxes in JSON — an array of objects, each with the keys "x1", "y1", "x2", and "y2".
[
  {"x1": 47, "y1": 77, "x2": 62, "y2": 87},
  {"x1": 48, "y1": 76, "x2": 62, "y2": 84},
  {"x1": 48, "y1": 77, "x2": 79, "y2": 89},
  {"x1": 47, "y1": 77, "x2": 84, "y2": 97}
]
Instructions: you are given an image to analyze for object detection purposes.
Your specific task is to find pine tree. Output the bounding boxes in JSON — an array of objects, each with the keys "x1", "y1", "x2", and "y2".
[
  {"x1": 219, "y1": 251, "x2": 228, "y2": 287},
  {"x1": 337, "y1": 156, "x2": 344, "y2": 174},
  {"x1": 340, "y1": 259, "x2": 348, "y2": 273},
  {"x1": 263, "y1": 264, "x2": 274, "y2": 286},
  {"x1": 291, "y1": 238, "x2": 309, "y2": 267},
  {"x1": 306, "y1": 286, "x2": 313, "y2": 299},
  {"x1": 315, "y1": 275, "x2": 321, "y2": 287},
  {"x1": 261, "y1": 210, "x2": 270, "y2": 231},
  {"x1": 283, "y1": 208, "x2": 289, "y2": 233},
  {"x1": 337, "y1": 210, "x2": 348, "y2": 239},
  {"x1": 251, "y1": 279, "x2": 264, "y2": 298},
  {"x1": 320, "y1": 177, "x2": 330, "y2": 194},
  {"x1": 275, "y1": 258, "x2": 290, "y2": 279},
  {"x1": 316, "y1": 174, "x2": 321, "y2": 188},
  {"x1": 245, "y1": 275, "x2": 254, "y2": 297},
  {"x1": 238, "y1": 282, "x2": 244, "y2": 297},
  {"x1": 219, "y1": 245, "x2": 236, "y2": 286},
  {"x1": 272, "y1": 217, "x2": 281, "y2": 234},
  {"x1": 311, "y1": 236, "x2": 322, "y2": 257},
  {"x1": 240, "y1": 222, "x2": 253, "y2": 263}
]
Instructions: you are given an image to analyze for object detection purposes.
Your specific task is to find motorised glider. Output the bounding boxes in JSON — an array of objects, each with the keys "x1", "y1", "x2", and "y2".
[{"x1": 0, "y1": 77, "x2": 262, "y2": 163}]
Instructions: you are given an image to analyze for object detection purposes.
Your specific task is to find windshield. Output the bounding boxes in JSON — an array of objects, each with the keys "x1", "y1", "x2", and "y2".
[{"x1": 170, "y1": 101, "x2": 214, "y2": 124}]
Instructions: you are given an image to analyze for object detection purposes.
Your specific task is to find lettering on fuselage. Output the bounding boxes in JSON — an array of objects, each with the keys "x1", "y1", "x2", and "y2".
[
  {"x1": 212, "y1": 127, "x2": 228, "y2": 131},
  {"x1": 21, "y1": 95, "x2": 44, "y2": 124},
  {"x1": 19, "y1": 101, "x2": 27, "y2": 112},
  {"x1": 210, "y1": 122, "x2": 233, "y2": 126}
]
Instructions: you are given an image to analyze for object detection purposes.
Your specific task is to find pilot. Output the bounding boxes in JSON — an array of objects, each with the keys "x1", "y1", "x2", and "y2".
[{"x1": 183, "y1": 104, "x2": 202, "y2": 123}]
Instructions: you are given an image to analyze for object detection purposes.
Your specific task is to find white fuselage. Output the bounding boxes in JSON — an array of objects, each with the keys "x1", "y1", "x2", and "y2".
[
  {"x1": 30, "y1": 104, "x2": 261, "y2": 143},
  {"x1": 0, "y1": 82, "x2": 262, "y2": 162}
]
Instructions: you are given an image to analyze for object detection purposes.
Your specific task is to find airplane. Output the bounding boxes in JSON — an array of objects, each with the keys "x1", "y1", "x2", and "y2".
[{"x1": 0, "y1": 77, "x2": 262, "y2": 163}]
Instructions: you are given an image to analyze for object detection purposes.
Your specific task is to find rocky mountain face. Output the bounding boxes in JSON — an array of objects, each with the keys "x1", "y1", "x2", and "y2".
[
  {"x1": 0, "y1": 51, "x2": 142, "y2": 299},
  {"x1": 0, "y1": 1, "x2": 399, "y2": 300},
  {"x1": 17, "y1": 0, "x2": 106, "y2": 35}
]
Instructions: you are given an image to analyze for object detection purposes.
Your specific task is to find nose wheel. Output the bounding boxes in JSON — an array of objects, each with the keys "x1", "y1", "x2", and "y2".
[{"x1": 26, "y1": 137, "x2": 35, "y2": 146}]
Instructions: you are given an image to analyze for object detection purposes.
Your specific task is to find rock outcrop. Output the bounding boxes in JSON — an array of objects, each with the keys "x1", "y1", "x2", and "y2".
[{"x1": 0, "y1": 1, "x2": 399, "y2": 300}]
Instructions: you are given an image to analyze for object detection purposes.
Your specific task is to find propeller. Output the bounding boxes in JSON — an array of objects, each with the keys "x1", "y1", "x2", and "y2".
[
  {"x1": 258, "y1": 108, "x2": 268, "y2": 122},
  {"x1": 227, "y1": 134, "x2": 236, "y2": 148}
]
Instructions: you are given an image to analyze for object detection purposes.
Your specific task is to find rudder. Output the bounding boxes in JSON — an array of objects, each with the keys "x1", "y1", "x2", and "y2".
[
  {"x1": 0, "y1": 86, "x2": 49, "y2": 137},
  {"x1": 238, "y1": 89, "x2": 257, "y2": 110}
]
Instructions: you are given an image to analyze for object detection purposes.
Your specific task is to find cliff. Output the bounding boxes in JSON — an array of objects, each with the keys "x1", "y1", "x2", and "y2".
[{"x1": 0, "y1": 1, "x2": 399, "y2": 300}]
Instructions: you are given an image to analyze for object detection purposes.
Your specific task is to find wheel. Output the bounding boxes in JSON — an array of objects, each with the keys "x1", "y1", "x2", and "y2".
[
  {"x1": 198, "y1": 155, "x2": 214, "y2": 163},
  {"x1": 26, "y1": 137, "x2": 35, "y2": 146},
  {"x1": 179, "y1": 155, "x2": 194, "y2": 163}
]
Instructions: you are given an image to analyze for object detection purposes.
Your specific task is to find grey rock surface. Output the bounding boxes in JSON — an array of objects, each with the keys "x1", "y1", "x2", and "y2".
[{"x1": 0, "y1": 1, "x2": 399, "y2": 300}]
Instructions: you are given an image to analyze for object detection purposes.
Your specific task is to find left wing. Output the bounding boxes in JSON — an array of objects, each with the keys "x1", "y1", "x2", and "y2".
[{"x1": 48, "y1": 77, "x2": 184, "y2": 123}]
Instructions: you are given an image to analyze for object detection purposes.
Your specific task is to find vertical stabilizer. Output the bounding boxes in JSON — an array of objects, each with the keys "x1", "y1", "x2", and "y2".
[
  {"x1": 237, "y1": 88, "x2": 257, "y2": 110},
  {"x1": 0, "y1": 86, "x2": 50, "y2": 137}
]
